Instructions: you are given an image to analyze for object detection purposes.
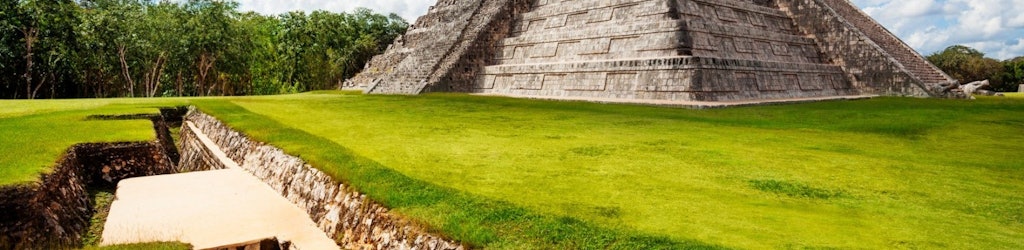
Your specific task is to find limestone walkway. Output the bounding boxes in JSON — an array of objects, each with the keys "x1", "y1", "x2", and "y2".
[{"x1": 100, "y1": 124, "x2": 338, "y2": 249}]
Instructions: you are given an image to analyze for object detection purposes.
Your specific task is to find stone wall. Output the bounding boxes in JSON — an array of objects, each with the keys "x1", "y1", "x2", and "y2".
[
  {"x1": 181, "y1": 109, "x2": 463, "y2": 250},
  {"x1": 0, "y1": 149, "x2": 89, "y2": 249},
  {"x1": 0, "y1": 142, "x2": 176, "y2": 249}
]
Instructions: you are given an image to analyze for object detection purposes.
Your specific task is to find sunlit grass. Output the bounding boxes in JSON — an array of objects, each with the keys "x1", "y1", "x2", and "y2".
[
  {"x1": 196, "y1": 92, "x2": 1023, "y2": 249},
  {"x1": 1003, "y1": 92, "x2": 1023, "y2": 98},
  {"x1": 0, "y1": 98, "x2": 189, "y2": 185},
  {"x1": 3, "y1": 93, "x2": 1022, "y2": 249}
]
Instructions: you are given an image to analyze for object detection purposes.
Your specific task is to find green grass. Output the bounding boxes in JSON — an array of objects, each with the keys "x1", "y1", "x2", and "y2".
[
  {"x1": 82, "y1": 188, "x2": 115, "y2": 246},
  {"x1": 3, "y1": 93, "x2": 1023, "y2": 249},
  {"x1": 0, "y1": 98, "x2": 189, "y2": 186},
  {"x1": 191, "y1": 92, "x2": 1024, "y2": 249}
]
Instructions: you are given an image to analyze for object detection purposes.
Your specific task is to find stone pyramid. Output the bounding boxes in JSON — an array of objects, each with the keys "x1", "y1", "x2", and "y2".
[{"x1": 346, "y1": 0, "x2": 958, "y2": 104}]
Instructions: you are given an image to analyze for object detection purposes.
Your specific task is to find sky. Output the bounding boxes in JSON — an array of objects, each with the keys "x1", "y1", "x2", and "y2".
[{"x1": 231, "y1": 0, "x2": 1024, "y2": 60}]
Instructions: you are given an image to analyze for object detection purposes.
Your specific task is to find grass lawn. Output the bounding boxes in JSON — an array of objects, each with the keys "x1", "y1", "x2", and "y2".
[
  {"x1": 2, "y1": 93, "x2": 1022, "y2": 249},
  {"x1": 191, "y1": 92, "x2": 1024, "y2": 249},
  {"x1": 0, "y1": 98, "x2": 190, "y2": 186}
]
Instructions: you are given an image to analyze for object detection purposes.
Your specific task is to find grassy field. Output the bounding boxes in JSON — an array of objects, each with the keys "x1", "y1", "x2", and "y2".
[
  {"x1": 0, "y1": 98, "x2": 189, "y2": 185},
  {"x1": 194, "y1": 92, "x2": 1024, "y2": 249},
  {"x1": 2, "y1": 93, "x2": 1022, "y2": 249}
]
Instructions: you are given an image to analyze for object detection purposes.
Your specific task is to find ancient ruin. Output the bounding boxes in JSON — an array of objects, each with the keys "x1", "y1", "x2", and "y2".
[{"x1": 347, "y1": 0, "x2": 960, "y2": 104}]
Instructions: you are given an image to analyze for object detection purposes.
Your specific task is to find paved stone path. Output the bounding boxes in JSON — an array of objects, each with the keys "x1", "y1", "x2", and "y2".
[{"x1": 100, "y1": 123, "x2": 338, "y2": 249}]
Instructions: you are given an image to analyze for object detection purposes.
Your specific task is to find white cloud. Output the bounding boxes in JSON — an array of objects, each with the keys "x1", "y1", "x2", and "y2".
[{"x1": 854, "y1": 0, "x2": 1024, "y2": 60}]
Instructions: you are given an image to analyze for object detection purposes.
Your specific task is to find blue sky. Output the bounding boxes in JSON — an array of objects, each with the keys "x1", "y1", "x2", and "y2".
[{"x1": 231, "y1": 0, "x2": 1024, "y2": 60}]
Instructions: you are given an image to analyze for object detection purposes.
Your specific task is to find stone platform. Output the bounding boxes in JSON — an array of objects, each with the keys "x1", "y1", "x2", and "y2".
[
  {"x1": 100, "y1": 169, "x2": 339, "y2": 249},
  {"x1": 348, "y1": 0, "x2": 958, "y2": 104},
  {"x1": 100, "y1": 121, "x2": 339, "y2": 250}
]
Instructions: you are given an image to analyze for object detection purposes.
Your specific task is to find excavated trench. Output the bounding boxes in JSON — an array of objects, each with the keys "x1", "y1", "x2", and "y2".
[
  {"x1": 1, "y1": 106, "x2": 462, "y2": 250},
  {"x1": 0, "y1": 107, "x2": 186, "y2": 249}
]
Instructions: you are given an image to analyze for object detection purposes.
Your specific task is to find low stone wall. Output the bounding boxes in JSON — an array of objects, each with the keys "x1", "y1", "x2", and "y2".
[
  {"x1": 180, "y1": 109, "x2": 463, "y2": 250},
  {"x1": 0, "y1": 142, "x2": 176, "y2": 249}
]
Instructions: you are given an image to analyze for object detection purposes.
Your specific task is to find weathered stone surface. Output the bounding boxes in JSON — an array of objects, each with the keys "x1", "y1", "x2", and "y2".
[
  {"x1": 1018, "y1": 84, "x2": 1023, "y2": 93},
  {"x1": 350, "y1": 0, "x2": 958, "y2": 103},
  {"x1": 961, "y1": 80, "x2": 990, "y2": 96},
  {"x1": 181, "y1": 109, "x2": 464, "y2": 250}
]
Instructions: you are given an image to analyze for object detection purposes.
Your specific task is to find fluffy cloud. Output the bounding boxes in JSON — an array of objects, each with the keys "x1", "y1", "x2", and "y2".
[{"x1": 854, "y1": 0, "x2": 1024, "y2": 60}]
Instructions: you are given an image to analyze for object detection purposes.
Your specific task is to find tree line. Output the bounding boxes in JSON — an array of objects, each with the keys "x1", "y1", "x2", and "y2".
[
  {"x1": 0, "y1": 0, "x2": 408, "y2": 99},
  {"x1": 927, "y1": 45, "x2": 1024, "y2": 92}
]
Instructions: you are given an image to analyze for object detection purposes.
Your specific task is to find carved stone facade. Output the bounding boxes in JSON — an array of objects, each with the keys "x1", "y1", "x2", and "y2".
[{"x1": 349, "y1": 0, "x2": 956, "y2": 103}]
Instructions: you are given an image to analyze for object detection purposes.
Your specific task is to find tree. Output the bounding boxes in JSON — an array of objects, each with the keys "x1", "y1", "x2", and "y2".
[
  {"x1": 182, "y1": 0, "x2": 238, "y2": 96},
  {"x1": 1, "y1": 0, "x2": 407, "y2": 99},
  {"x1": 1001, "y1": 57, "x2": 1024, "y2": 92},
  {"x1": 14, "y1": 0, "x2": 80, "y2": 99},
  {"x1": 927, "y1": 45, "x2": 1006, "y2": 90},
  {"x1": 0, "y1": 1, "x2": 24, "y2": 98}
]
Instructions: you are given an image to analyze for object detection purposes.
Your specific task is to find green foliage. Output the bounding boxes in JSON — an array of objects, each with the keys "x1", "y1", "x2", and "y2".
[
  {"x1": 0, "y1": 1, "x2": 407, "y2": 99},
  {"x1": 927, "y1": 45, "x2": 1024, "y2": 92},
  {"x1": 82, "y1": 188, "x2": 115, "y2": 246},
  {"x1": 1001, "y1": 57, "x2": 1024, "y2": 92}
]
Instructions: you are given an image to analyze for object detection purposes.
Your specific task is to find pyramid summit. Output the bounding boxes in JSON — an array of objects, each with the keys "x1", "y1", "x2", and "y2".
[{"x1": 347, "y1": 0, "x2": 960, "y2": 104}]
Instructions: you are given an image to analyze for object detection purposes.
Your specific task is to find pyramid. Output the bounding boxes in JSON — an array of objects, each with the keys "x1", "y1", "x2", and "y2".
[{"x1": 346, "y1": 0, "x2": 958, "y2": 104}]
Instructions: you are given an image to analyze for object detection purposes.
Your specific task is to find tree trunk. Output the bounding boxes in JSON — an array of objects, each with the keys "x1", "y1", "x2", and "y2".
[
  {"x1": 22, "y1": 27, "x2": 37, "y2": 99},
  {"x1": 145, "y1": 53, "x2": 167, "y2": 97},
  {"x1": 197, "y1": 52, "x2": 216, "y2": 96},
  {"x1": 118, "y1": 44, "x2": 136, "y2": 97},
  {"x1": 176, "y1": 71, "x2": 183, "y2": 97},
  {"x1": 31, "y1": 73, "x2": 47, "y2": 100}
]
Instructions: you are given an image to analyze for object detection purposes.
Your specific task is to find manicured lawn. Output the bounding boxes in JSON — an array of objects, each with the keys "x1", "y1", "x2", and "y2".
[
  {"x1": 3, "y1": 93, "x2": 1022, "y2": 249},
  {"x1": 192, "y1": 92, "x2": 1023, "y2": 249},
  {"x1": 0, "y1": 98, "x2": 189, "y2": 186}
]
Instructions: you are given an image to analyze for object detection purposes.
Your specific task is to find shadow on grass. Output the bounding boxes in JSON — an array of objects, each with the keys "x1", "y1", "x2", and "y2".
[
  {"x1": 194, "y1": 99, "x2": 726, "y2": 250},
  {"x1": 748, "y1": 179, "x2": 847, "y2": 200}
]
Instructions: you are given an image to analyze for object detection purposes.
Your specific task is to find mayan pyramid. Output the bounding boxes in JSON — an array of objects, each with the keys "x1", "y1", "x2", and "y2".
[{"x1": 346, "y1": 0, "x2": 958, "y2": 104}]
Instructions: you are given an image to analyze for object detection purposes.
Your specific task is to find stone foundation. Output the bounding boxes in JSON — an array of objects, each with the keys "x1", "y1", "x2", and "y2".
[{"x1": 180, "y1": 109, "x2": 463, "y2": 250}]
